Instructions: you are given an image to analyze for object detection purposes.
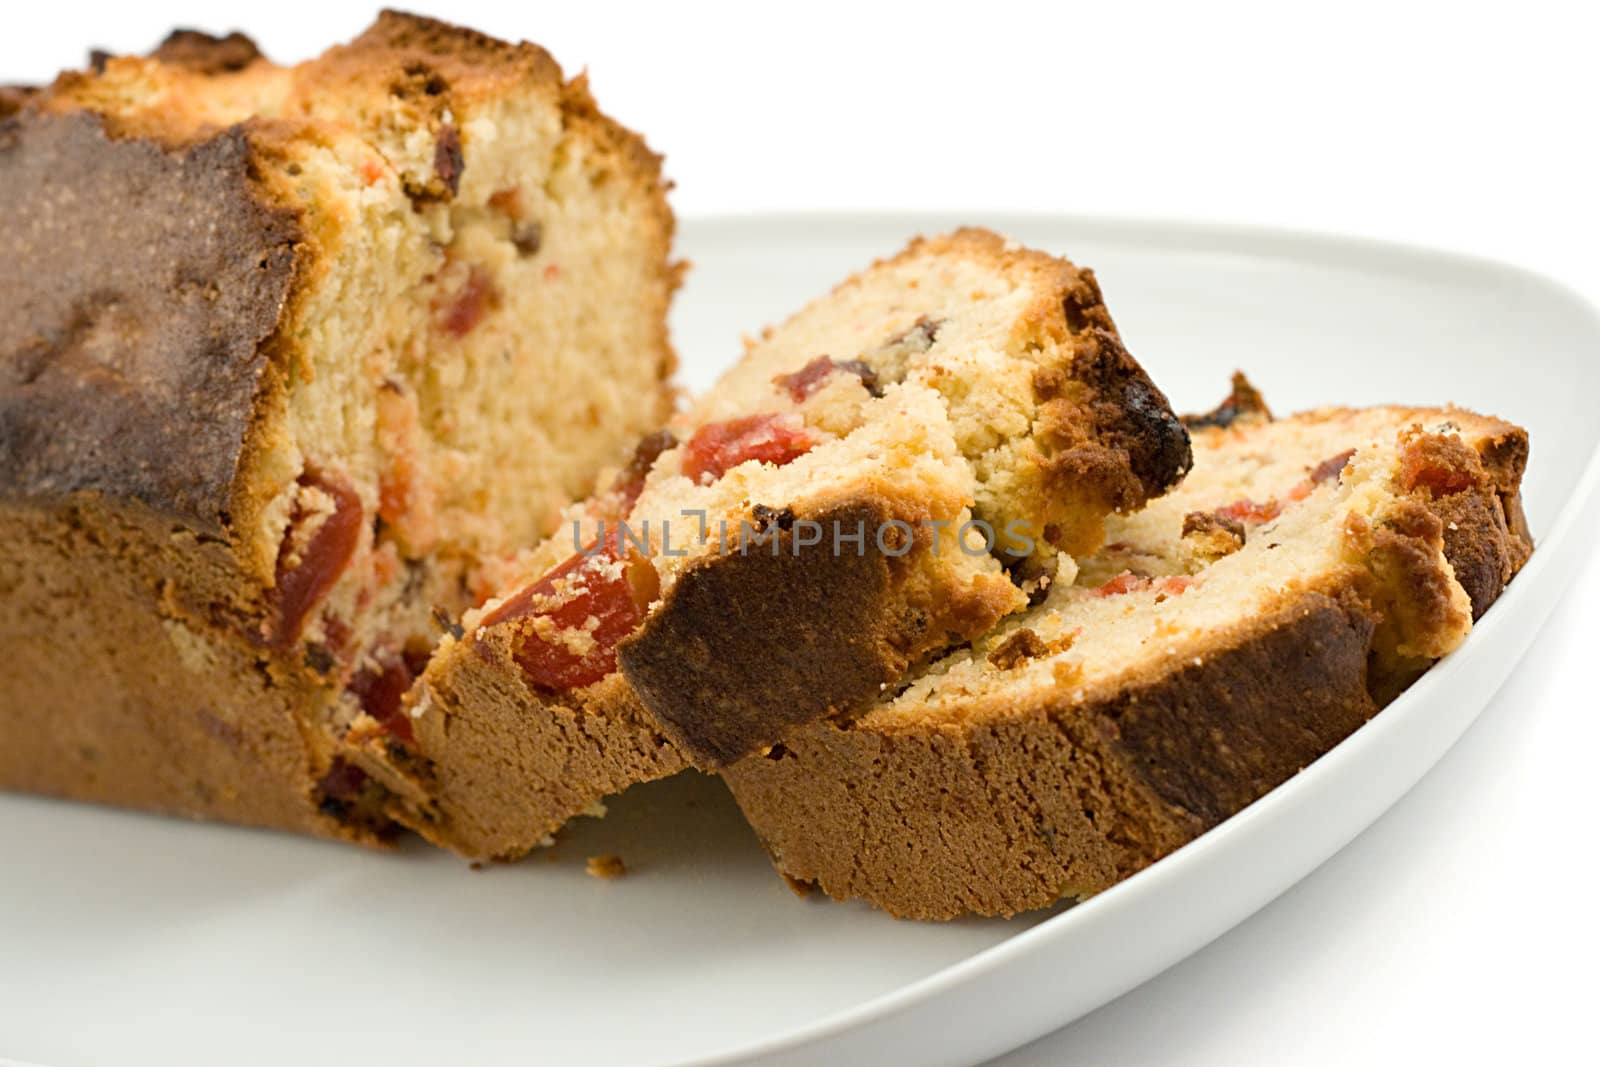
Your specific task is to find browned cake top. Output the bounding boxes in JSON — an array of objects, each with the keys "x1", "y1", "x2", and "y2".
[{"x1": 0, "y1": 110, "x2": 298, "y2": 531}]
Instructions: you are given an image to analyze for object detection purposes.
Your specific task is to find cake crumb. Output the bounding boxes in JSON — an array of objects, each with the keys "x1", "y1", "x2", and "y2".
[
  {"x1": 781, "y1": 872, "x2": 818, "y2": 899},
  {"x1": 988, "y1": 628, "x2": 1048, "y2": 670},
  {"x1": 586, "y1": 854, "x2": 627, "y2": 880}
]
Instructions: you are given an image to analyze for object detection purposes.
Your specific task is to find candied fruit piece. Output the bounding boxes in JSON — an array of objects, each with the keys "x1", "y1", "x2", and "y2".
[
  {"x1": 773, "y1": 356, "x2": 881, "y2": 402},
  {"x1": 1091, "y1": 572, "x2": 1191, "y2": 599},
  {"x1": 479, "y1": 532, "x2": 653, "y2": 692},
  {"x1": 681, "y1": 413, "x2": 817, "y2": 484},
  {"x1": 1310, "y1": 449, "x2": 1357, "y2": 486},
  {"x1": 1214, "y1": 497, "x2": 1283, "y2": 525},
  {"x1": 1092, "y1": 571, "x2": 1151, "y2": 597},
  {"x1": 437, "y1": 263, "x2": 500, "y2": 338},
  {"x1": 272, "y1": 468, "x2": 363, "y2": 649},
  {"x1": 605, "y1": 430, "x2": 678, "y2": 514},
  {"x1": 1399, "y1": 439, "x2": 1477, "y2": 497},
  {"x1": 347, "y1": 648, "x2": 427, "y2": 745}
]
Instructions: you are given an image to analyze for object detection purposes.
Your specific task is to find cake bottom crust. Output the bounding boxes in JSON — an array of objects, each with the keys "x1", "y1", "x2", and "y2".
[
  {"x1": 0, "y1": 497, "x2": 364, "y2": 841},
  {"x1": 384, "y1": 650, "x2": 687, "y2": 860},
  {"x1": 722, "y1": 590, "x2": 1379, "y2": 920}
]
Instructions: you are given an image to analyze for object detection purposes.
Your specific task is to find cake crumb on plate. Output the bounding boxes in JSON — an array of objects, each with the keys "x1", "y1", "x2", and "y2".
[{"x1": 586, "y1": 855, "x2": 627, "y2": 880}]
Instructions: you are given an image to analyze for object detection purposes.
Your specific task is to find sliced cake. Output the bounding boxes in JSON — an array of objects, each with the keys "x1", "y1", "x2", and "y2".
[
  {"x1": 722, "y1": 379, "x2": 1532, "y2": 919},
  {"x1": 0, "y1": 14, "x2": 676, "y2": 841},
  {"x1": 383, "y1": 230, "x2": 1191, "y2": 859}
]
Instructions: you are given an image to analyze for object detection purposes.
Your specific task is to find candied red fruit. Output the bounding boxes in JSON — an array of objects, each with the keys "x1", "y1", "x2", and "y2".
[
  {"x1": 437, "y1": 264, "x2": 500, "y2": 338},
  {"x1": 1214, "y1": 497, "x2": 1283, "y2": 525},
  {"x1": 1091, "y1": 572, "x2": 1193, "y2": 599},
  {"x1": 1288, "y1": 449, "x2": 1359, "y2": 503},
  {"x1": 272, "y1": 469, "x2": 363, "y2": 649},
  {"x1": 317, "y1": 758, "x2": 369, "y2": 804},
  {"x1": 681, "y1": 413, "x2": 817, "y2": 483},
  {"x1": 1399, "y1": 441, "x2": 1476, "y2": 497},
  {"x1": 1092, "y1": 571, "x2": 1151, "y2": 597},
  {"x1": 347, "y1": 649, "x2": 427, "y2": 745},
  {"x1": 773, "y1": 356, "x2": 880, "y2": 402},
  {"x1": 606, "y1": 430, "x2": 678, "y2": 514},
  {"x1": 480, "y1": 533, "x2": 651, "y2": 692},
  {"x1": 1310, "y1": 449, "x2": 1357, "y2": 486},
  {"x1": 1155, "y1": 575, "x2": 1193, "y2": 598}
]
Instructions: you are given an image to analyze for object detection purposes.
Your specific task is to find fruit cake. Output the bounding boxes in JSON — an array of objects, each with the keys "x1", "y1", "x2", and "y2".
[
  {"x1": 0, "y1": 14, "x2": 677, "y2": 841},
  {"x1": 380, "y1": 229, "x2": 1191, "y2": 859},
  {"x1": 722, "y1": 378, "x2": 1532, "y2": 919}
]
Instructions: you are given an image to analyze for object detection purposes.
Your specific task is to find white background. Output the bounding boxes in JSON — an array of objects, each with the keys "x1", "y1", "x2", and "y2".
[{"x1": 5, "y1": 2, "x2": 1596, "y2": 1064}]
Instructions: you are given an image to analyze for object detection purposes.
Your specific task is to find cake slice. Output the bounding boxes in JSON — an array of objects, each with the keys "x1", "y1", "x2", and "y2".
[
  {"x1": 0, "y1": 15, "x2": 676, "y2": 841},
  {"x1": 722, "y1": 379, "x2": 1532, "y2": 919},
  {"x1": 383, "y1": 230, "x2": 1191, "y2": 859}
]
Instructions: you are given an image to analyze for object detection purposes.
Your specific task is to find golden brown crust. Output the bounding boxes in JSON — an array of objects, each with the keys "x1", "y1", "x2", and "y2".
[
  {"x1": 296, "y1": 9, "x2": 562, "y2": 120},
  {"x1": 1435, "y1": 487, "x2": 1523, "y2": 618},
  {"x1": 1035, "y1": 326, "x2": 1193, "y2": 516},
  {"x1": 348, "y1": 9, "x2": 560, "y2": 83},
  {"x1": 148, "y1": 29, "x2": 265, "y2": 74},
  {"x1": 619, "y1": 501, "x2": 901, "y2": 768},
  {"x1": 1428, "y1": 422, "x2": 1533, "y2": 618},
  {"x1": 728, "y1": 591, "x2": 1380, "y2": 920},
  {"x1": 0, "y1": 496, "x2": 364, "y2": 841},
  {"x1": 0, "y1": 111, "x2": 301, "y2": 534},
  {"x1": 1181, "y1": 370, "x2": 1273, "y2": 430},
  {"x1": 381, "y1": 651, "x2": 688, "y2": 860}
]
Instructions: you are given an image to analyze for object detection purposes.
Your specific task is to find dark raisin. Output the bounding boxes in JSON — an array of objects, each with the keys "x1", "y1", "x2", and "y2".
[
  {"x1": 751, "y1": 504, "x2": 796, "y2": 532},
  {"x1": 432, "y1": 126, "x2": 464, "y2": 197},
  {"x1": 512, "y1": 221, "x2": 543, "y2": 256},
  {"x1": 1310, "y1": 449, "x2": 1356, "y2": 485},
  {"x1": 1182, "y1": 372, "x2": 1273, "y2": 430}
]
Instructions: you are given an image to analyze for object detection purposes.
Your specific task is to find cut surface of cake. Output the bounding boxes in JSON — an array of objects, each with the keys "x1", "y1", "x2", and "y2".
[
  {"x1": 721, "y1": 378, "x2": 1532, "y2": 919},
  {"x1": 0, "y1": 14, "x2": 676, "y2": 840},
  {"x1": 387, "y1": 229, "x2": 1191, "y2": 859}
]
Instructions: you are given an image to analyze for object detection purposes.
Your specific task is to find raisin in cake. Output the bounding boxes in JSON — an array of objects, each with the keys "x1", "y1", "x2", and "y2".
[
  {"x1": 0, "y1": 15, "x2": 676, "y2": 840},
  {"x1": 383, "y1": 229, "x2": 1190, "y2": 859},
  {"x1": 722, "y1": 378, "x2": 1532, "y2": 919}
]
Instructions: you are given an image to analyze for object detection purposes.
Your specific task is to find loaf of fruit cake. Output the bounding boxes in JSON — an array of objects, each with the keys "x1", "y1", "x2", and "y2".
[
  {"x1": 0, "y1": 14, "x2": 677, "y2": 841},
  {"x1": 721, "y1": 378, "x2": 1532, "y2": 919},
  {"x1": 377, "y1": 229, "x2": 1192, "y2": 859}
]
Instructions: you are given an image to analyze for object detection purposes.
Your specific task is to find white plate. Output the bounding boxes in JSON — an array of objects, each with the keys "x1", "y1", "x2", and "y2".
[{"x1": 3, "y1": 214, "x2": 1597, "y2": 1067}]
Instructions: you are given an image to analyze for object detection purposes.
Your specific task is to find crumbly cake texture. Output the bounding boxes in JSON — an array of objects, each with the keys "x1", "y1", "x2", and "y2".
[
  {"x1": 388, "y1": 230, "x2": 1189, "y2": 858},
  {"x1": 0, "y1": 14, "x2": 677, "y2": 839},
  {"x1": 722, "y1": 380, "x2": 1532, "y2": 919}
]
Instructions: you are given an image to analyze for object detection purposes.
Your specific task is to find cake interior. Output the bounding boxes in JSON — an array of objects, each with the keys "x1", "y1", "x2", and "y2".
[{"x1": 872, "y1": 404, "x2": 1497, "y2": 728}]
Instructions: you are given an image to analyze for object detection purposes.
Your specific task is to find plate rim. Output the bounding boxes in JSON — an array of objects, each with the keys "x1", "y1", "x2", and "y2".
[{"x1": 668, "y1": 209, "x2": 1600, "y2": 1066}]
